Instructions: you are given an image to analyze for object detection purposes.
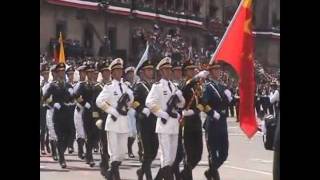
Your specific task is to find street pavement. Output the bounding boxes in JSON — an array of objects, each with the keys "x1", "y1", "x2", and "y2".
[{"x1": 40, "y1": 117, "x2": 274, "y2": 180}]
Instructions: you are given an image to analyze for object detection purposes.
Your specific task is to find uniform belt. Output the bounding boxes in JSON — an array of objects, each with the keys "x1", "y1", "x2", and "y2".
[{"x1": 64, "y1": 102, "x2": 75, "y2": 106}]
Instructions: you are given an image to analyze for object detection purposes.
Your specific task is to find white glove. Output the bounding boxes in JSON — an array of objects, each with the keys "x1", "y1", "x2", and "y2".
[
  {"x1": 85, "y1": 102, "x2": 91, "y2": 109},
  {"x1": 213, "y1": 110, "x2": 220, "y2": 120},
  {"x1": 107, "y1": 107, "x2": 120, "y2": 118},
  {"x1": 224, "y1": 89, "x2": 233, "y2": 102},
  {"x1": 176, "y1": 113, "x2": 181, "y2": 120},
  {"x1": 154, "y1": 110, "x2": 169, "y2": 120},
  {"x1": 195, "y1": 70, "x2": 209, "y2": 79},
  {"x1": 96, "y1": 119, "x2": 103, "y2": 130},
  {"x1": 54, "y1": 103, "x2": 61, "y2": 110},
  {"x1": 68, "y1": 88, "x2": 73, "y2": 95},
  {"x1": 142, "y1": 108, "x2": 150, "y2": 117},
  {"x1": 182, "y1": 109, "x2": 195, "y2": 117}
]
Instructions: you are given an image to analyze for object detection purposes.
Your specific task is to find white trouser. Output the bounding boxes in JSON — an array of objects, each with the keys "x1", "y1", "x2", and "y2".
[
  {"x1": 46, "y1": 108, "x2": 57, "y2": 141},
  {"x1": 107, "y1": 131, "x2": 128, "y2": 162},
  {"x1": 127, "y1": 108, "x2": 137, "y2": 137},
  {"x1": 74, "y1": 108, "x2": 86, "y2": 139},
  {"x1": 158, "y1": 134, "x2": 178, "y2": 167}
]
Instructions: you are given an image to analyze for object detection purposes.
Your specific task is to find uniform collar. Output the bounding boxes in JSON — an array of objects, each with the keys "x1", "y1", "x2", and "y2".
[
  {"x1": 160, "y1": 78, "x2": 170, "y2": 84},
  {"x1": 112, "y1": 79, "x2": 121, "y2": 84}
]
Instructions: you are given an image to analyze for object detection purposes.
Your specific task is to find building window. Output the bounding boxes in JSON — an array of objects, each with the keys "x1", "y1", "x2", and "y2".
[{"x1": 108, "y1": 27, "x2": 117, "y2": 53}]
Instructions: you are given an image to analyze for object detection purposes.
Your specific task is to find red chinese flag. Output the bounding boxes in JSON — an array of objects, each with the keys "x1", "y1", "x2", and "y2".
[{"x1": 210, "y1": 0, "x2": 257, "y2": 138}]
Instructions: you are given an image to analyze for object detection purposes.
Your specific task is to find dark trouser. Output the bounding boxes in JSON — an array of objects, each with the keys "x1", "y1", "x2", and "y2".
[
  {"x1": 229, "y1": 102, "x2": 235, "y2": 117},
  {"x1": 269, "y1": 104, "x2": 274, "y2": 116},
  {"x1": 54, "y1": 107, "x2": 73, "y2": 164},
  {"x1": 255, "y1": 100, "x2": 262, "y2": 118},
  {"x1": 83, "y1": 109, "x2": 99, "y2": 163},
  {"x1": 99, "y1": 120, "x2": 109, "y2": 173},
  {"x1": 261, "y1": 97, "x2": 269, "y2": 116},
  {"x1": 273, "y1": 150, "x2": 280, "y2": 180},
  {"x1": 181, "y1": 130, "x2": 203, "y2": 180},
  {"x1": 137, "y1": 124, "x2": 159, "y2": 179},
  {"x1": 205, "y1": 119, "x2": 229, "y2": 177},
  {"x1": 172, "y1": 126, "x2": 184, "y2": 180}
]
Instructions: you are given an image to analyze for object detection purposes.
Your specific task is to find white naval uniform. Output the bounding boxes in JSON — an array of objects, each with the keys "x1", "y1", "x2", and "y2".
[
  {"x1": 42, "y1": 82, "x2": 57, "y2": 141},
  {"x1": 145, "y1": 79, "x2": 185, "y2": 167},
  {"x1": 96, "y1": 79, "x2": 134, "y2": 162},
  {"x1": 73, "y1": 81, "x2": 86, "y2": 140}
]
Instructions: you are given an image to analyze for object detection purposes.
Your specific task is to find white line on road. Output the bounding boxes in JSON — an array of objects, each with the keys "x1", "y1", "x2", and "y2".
[{"x1": 223, "y1": 165, "x2": 272, "y2": 176}]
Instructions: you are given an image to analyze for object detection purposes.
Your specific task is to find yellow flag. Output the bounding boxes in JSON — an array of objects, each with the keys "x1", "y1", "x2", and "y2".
[{"x1": 58, "y1": 32, "x2": 65, "y2": 64}]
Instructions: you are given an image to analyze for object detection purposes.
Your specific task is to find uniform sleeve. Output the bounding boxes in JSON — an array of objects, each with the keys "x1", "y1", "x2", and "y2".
[
  {"x1": 146, "y1": 84, "x2": 161, "y2": 114},
  {"x1": 270, "y1": 90, "x2": 279, "y2": 104},
  {"x1": 96, "y1": 85, "x2": 112, "y2": 112}
]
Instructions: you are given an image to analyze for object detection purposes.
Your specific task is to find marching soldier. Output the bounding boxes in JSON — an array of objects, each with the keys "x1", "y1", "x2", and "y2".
[
  {"x1": 146, "y1": 57, "x2": 185, "y2": 180},
  {"x1": 92, "y1": 60, "x2": 111, "y2": 177},
  {"x1": 42, "y1": 63, "x2": 75, "y2": 168},
  {"x1": 73, "y1": 62, "x2": 99, "y2": 167},
  {"x1": 179, "y1": 60, "x2": 204, "y2": 180},
  {"x1": 201, "y1": 62, "x2": 233, "y2": 180},
  {"x1": 65, "y1": 65, "x2": 76, "y2": 154},
  {"x1": 96, "y1": 58, "x2": 134, "y2": 180},
  {"x1": 93, "y1": 62, "x2": 100, "y2": 153},
  {"x1": 73, "y1": 62, "x2": 88, "y2": 160},
  {"x1": 40, "y1": 62, "x2": 51, "y2": 155},
  {"x1": 171, "y1": 60, "x2": 184, "y2": 180},
  {"x1": 124, "y1": 66, "x2": 137, "y2": 158},
  {"x1": 133, "y1": 60, "x2": 159, "y2": 180},
  {"x1": 42, "y1": 65, "x2": 59, "y2": 162}
]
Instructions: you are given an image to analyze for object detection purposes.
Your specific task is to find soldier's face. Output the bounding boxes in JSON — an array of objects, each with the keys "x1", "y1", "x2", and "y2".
[
  {"x1": 112, "y1": 68, "x2": 123, "y2": 81},
  {"x1": 86, "y1": 71, "x2": 95, "y2": 81},
  {"x1": 126, "y1": 71, "x2": 134, "y2": 82},
  {"x1": 56, "y1": 70, "x2": 65, "y2": 80},
  {"x1": 160, "y1": 67, "x2": 172, "y2": 80},
  {"x1": 101, "y1": 69, "x2": 110, "y2": 80},
  {"x1": 79, "y1": 70, "x2": 86, "y2": 81},
  {"x1": 173, "y1": 69, "x2": 182, "y2": 80},
  {"x1": 142, "y1": 68, "x2": 154, "y2": 80},
  {"x1": 93, "y1": 71, "x2": 99, "y2": 80},
  {"x1": 67, "y1": 72, "x2": 74, "y2": 81},
  {"x1": 41, "y1": 71, "x2": 49, "y2": 81},
  {"x1": 209, "y1": 68, "x2": 221, "y2": 80},
  {"x1": 185, "y1": 68, "x2": 196, "y2": 78}
]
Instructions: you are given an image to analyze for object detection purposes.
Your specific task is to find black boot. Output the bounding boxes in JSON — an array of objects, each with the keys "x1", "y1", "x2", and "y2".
[
  {"x1": 136, "y1": 168, "x2": 144, "y2": 180},
  {"x1": 45, "y1": 142, "x2": 51, "y2": 154},
  {"x1": 127, "y1": 137, "x2": 135, "y2": 158},
  {"x1": 212, "y1": 169, "x2": 220, "y2": 180},
  {"x1": 181, "y1": 168, "x2": 193, "y2": 180},
  {"x1": 40, "y1": 143, "x2": 46, "y2": 155},
  {"x1": 50, "y1": 140, "x2": 58, "y2": 161},
  {"x1": 77, "y1": 138, "x2": 85, "y2": 159},
  {"x1": 154, "y1": 167, "x2": 164, "y2": 180},
  {"x1": 57, "y1": 141, "x2": 67, "y2": 168},
  {"x1": 144, "y1": 161, "x2": 153, "y2": 180},
  {"x1": 85, "y1": 142, "x2": 95, "y2": 167},
  {"x1": 163, "y1": 166, "x2": 174, "y2": 180},
  {"x1": 112, "y1": 161, "x2": 121, "y2": 180},
  {"x1": 137, "y1": 140, "x2": 143, "y2": 161},
  {"x1": 172, "y1": 164, "x2": 181, "y2": 180},
  {"x1": 204, "y1": 169, "x2": 212, "y2": 180}
]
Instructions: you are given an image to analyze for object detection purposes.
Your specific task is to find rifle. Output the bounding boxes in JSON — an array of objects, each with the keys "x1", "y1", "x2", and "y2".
[
  {"x1": 111, "y1": 93, "x2": 130, "y2": 121},
  {"x1": 161, "y1": 94, "x2": 181, "y2": 124}
]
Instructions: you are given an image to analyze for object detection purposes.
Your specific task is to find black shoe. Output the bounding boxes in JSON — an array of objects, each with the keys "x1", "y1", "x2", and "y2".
[
  {"x1": 68, "y1": 147, "x2": 74, "y2": 154},
  {"x1": 128, "y1": 152, "x2": 135, "y2": 158},
  {"x1": 204, "y1": 170, "x2": 212, "y2": 180},
  {"x1": 46, "y1": 143, "x2": 51, "y2": 154},
  {"x1": 60, "y1": 161, "x2": 67, "y2": 168},
  {"x1": 136, "y1": 168, "x2": 143, "y2": 180},
  {"x1": 105, "y1": 170, "x2": 113, "y2": 180},
  {"x1": 41, "y1": 150, "x2": 46, "y2": 155},
  {"x1": 94, "y1": 148, "x2": 98, "y2": 153},
  {"x1": 89, "y1": 160, "x2": 95, "y2": 167}
]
